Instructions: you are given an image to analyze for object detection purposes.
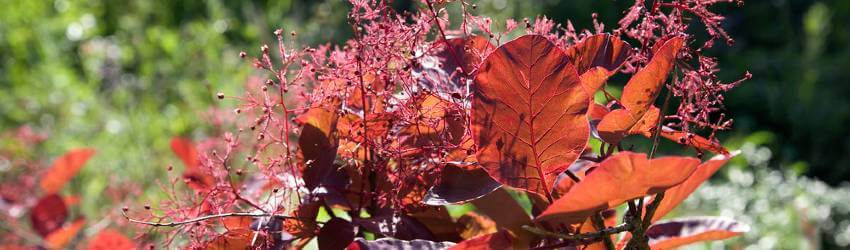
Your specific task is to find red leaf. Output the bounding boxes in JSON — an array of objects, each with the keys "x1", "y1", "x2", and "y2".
[
  {"x1": 449, "y1": 230, "x2": 513, "y2": 250},
  {"x1": 44, "y1": 218, "x2": 85, "y2": 249},
  {"x1": 646, "y1": 217, "x2": 749, "y2": 249},
  {"x1": 438, "y1": 36, "x2": 494, "y2": 78},
  {"x1": 472, "y1": 35, "x2": 589, "y2": 199},
  {"x1": 29, "y1": 194, "x2": 68, "y2": 236},
  {"x1": 659, "y1": 126, "x2": 728, "y2": 154},
  {"x1": 319, "y1": 218, "x2": 356, "y2": 250},
  {"x1": 295, "y1": 105, "x2": 341, "y2": 191},
  {"x1": 40, "y1": 148, "x2": 96, "y2": 194},
  {"x1": 596, "y1": 37, "x2": 684, "y2": 144},
  {"x1": 536, "y1": 152, "x2": 699, "y2": 225},
  {"x1": 565, "y1": 34, "x2": 633, "y2": 76},
  {"x1": 651, "y1": 151, "x2": 739, "y2": 222},
  {"x1": 87, "y1": 229, "x2": 134, "y2": 250},
  {"x1": 205, "y1": 229, "x2": 253, "y2": 250},
  {"x1": 620, "y1": 37, "x2": 684, "y2": 116},
  {"x1": 170, "y1": 137, "x2": 198, "y2": 169},
  {"x1": 422, "y1": 164, "x2": 501, "y2": 206}
]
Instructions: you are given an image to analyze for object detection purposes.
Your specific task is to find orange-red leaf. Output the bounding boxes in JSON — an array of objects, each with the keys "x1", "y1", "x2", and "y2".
[
  {"x1": 40, "y1": 149, "x2": 96, "y2": 194},
  {"x1": 646, "y1": 217, "x2": 749, "y2": 249},
  {"x1": 439, "y1": 36, "x2": 494, "y2": 78},
  {"x1": 170, "y1": 137, "x2": 198, "y2": 169},
  {"x1": 87, "y1": 229, "x2": 134, "y2": 250},
  {"x1": 566, "y1": 34, "x2": 633, "y2": 76},
  {"x1": 295, "y1": 105, "x2": 341, "y2": 191},
  {"x1": 449, "y1": 230, "x2": 513, "y2": 250},
  {"x1": 651, "y1": 151, "x2": 738, "y2": 222},
  {"x1": 620, "y1": 37, "x2": 684, "y2": 116},
  {"x1": 595, "y1": 37, "x2": 684, "y2": 144},
  {"x1": 472, "y1": 35, "x2": 589, "y2": 198},
  {"x1": 536, "y1": 152, "x2": 699, "y2": 224},
  {"x1": 30, "y1": 194, "x2": 68, "y2": 236},
  {"x1": 44, "y1": 218, "x2": 85, "y2": 249},
  {"x1": 659, "y1": 126, "x2": 728, "y2": 154}
]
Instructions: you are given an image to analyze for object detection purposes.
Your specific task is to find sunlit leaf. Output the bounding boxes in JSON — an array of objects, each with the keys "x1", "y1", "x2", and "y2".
[
  {"x1": 650, "y1": 151, "x2": 739, "y2": 222},
  {"x1": 536, "y1": 152, "x2": 699, "y2": 224},
  {"x1": 659, "y1": 127, "x2": 728, "y2": 154},
  {"x1": 472, "y1": 34, "x2": 588, "y2": 198},
  {"x1": 44, "y1": 218, "x2": 85, "y2": 249},
  {"x1": 596, "y1": 37, "x2": 684, "y2": 144},
  {"x1": 170, "y1": 137, "x2": 198, "y2": 169},
  {"x1": 39, "y1": 148, "x2": 96, "y2": 194},
  {"x1": 646, "y1": 217, "x2": 749, "y2": 249},
  {"x1": 448, "y1": 230, "x2": 513, "y2": 250},
  {"x1": 620, "y1": 37, "x2": 684, "y2": 116},
  {"x1": 87, "y1": 229, "x2": 134, "y2": 250},
  {"x1": 565, "y1": 34, "x2": 632, "y2": 76},
  {"x1": 29, "y1": 194, "x2": 68, "y2": 236},
  {"x1": 457, "y1": 212, "x2": 498, "y2": 240}
]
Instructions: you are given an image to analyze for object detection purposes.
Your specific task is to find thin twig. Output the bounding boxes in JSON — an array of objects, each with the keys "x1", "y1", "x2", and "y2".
[
  {"x1": 122, "y1": 210, "x2": 312, "y2": 227},
  {"x1": 523, "y1": 223, "x2": 633, "y2": 242}
]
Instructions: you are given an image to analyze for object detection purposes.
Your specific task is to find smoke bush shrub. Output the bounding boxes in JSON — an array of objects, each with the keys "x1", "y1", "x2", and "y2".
[{"x1": 124, "y1": 0, "x2": 752, "y2": 249}]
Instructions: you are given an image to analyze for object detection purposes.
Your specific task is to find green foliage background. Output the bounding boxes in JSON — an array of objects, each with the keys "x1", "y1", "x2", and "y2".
[{"x1": 2, "y1": 0, "x2": 849, "y2": 249}]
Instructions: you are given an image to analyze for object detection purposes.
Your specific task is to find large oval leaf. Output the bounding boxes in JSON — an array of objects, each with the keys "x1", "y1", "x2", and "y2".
[
  {"x1": 40, "y1": 148, "x2": 96, "y2": 194},
  {"x1": 646, "y1": 216, "x2": 749, "y2": 249},
  {"x1": 536, "y1": 152, "x2": 699, "y2": 224},
  {"x1": 472, "y1": 34, "x2": 588, "y2": 198},
  {"x1": 651, "y1": 151, "x2": 739, "y2": 222}
]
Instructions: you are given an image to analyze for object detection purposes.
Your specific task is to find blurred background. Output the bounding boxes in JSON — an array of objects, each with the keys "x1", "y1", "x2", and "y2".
[{"x1": 1, "y1": 0, "x2": 849, "y2": 249}]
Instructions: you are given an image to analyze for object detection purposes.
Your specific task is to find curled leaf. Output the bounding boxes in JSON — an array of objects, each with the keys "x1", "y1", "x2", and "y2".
[{"x1": 646, "y1": 217, "x2": 749, "y2": 249}]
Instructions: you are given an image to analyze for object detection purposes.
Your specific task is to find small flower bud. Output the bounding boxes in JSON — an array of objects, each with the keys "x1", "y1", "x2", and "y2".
[
  {"x1": 122, "y1": 206, "x2": 129, "y2": 212},
  {"x1": 234, "y1": 108, "x2": 241, "y2": 114},
  {"x1": 239, "y1": 51, "x2": 247, "y2": 58},
  {"x1": 144, "y1": 204, "x2": 151, "y2": 210},
  {"x1": 217, "y1": 92, "x2": 225, "y2": 99},
  {"x1": 274, "y1": 29, "x2": 283, "y2": 36}
]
